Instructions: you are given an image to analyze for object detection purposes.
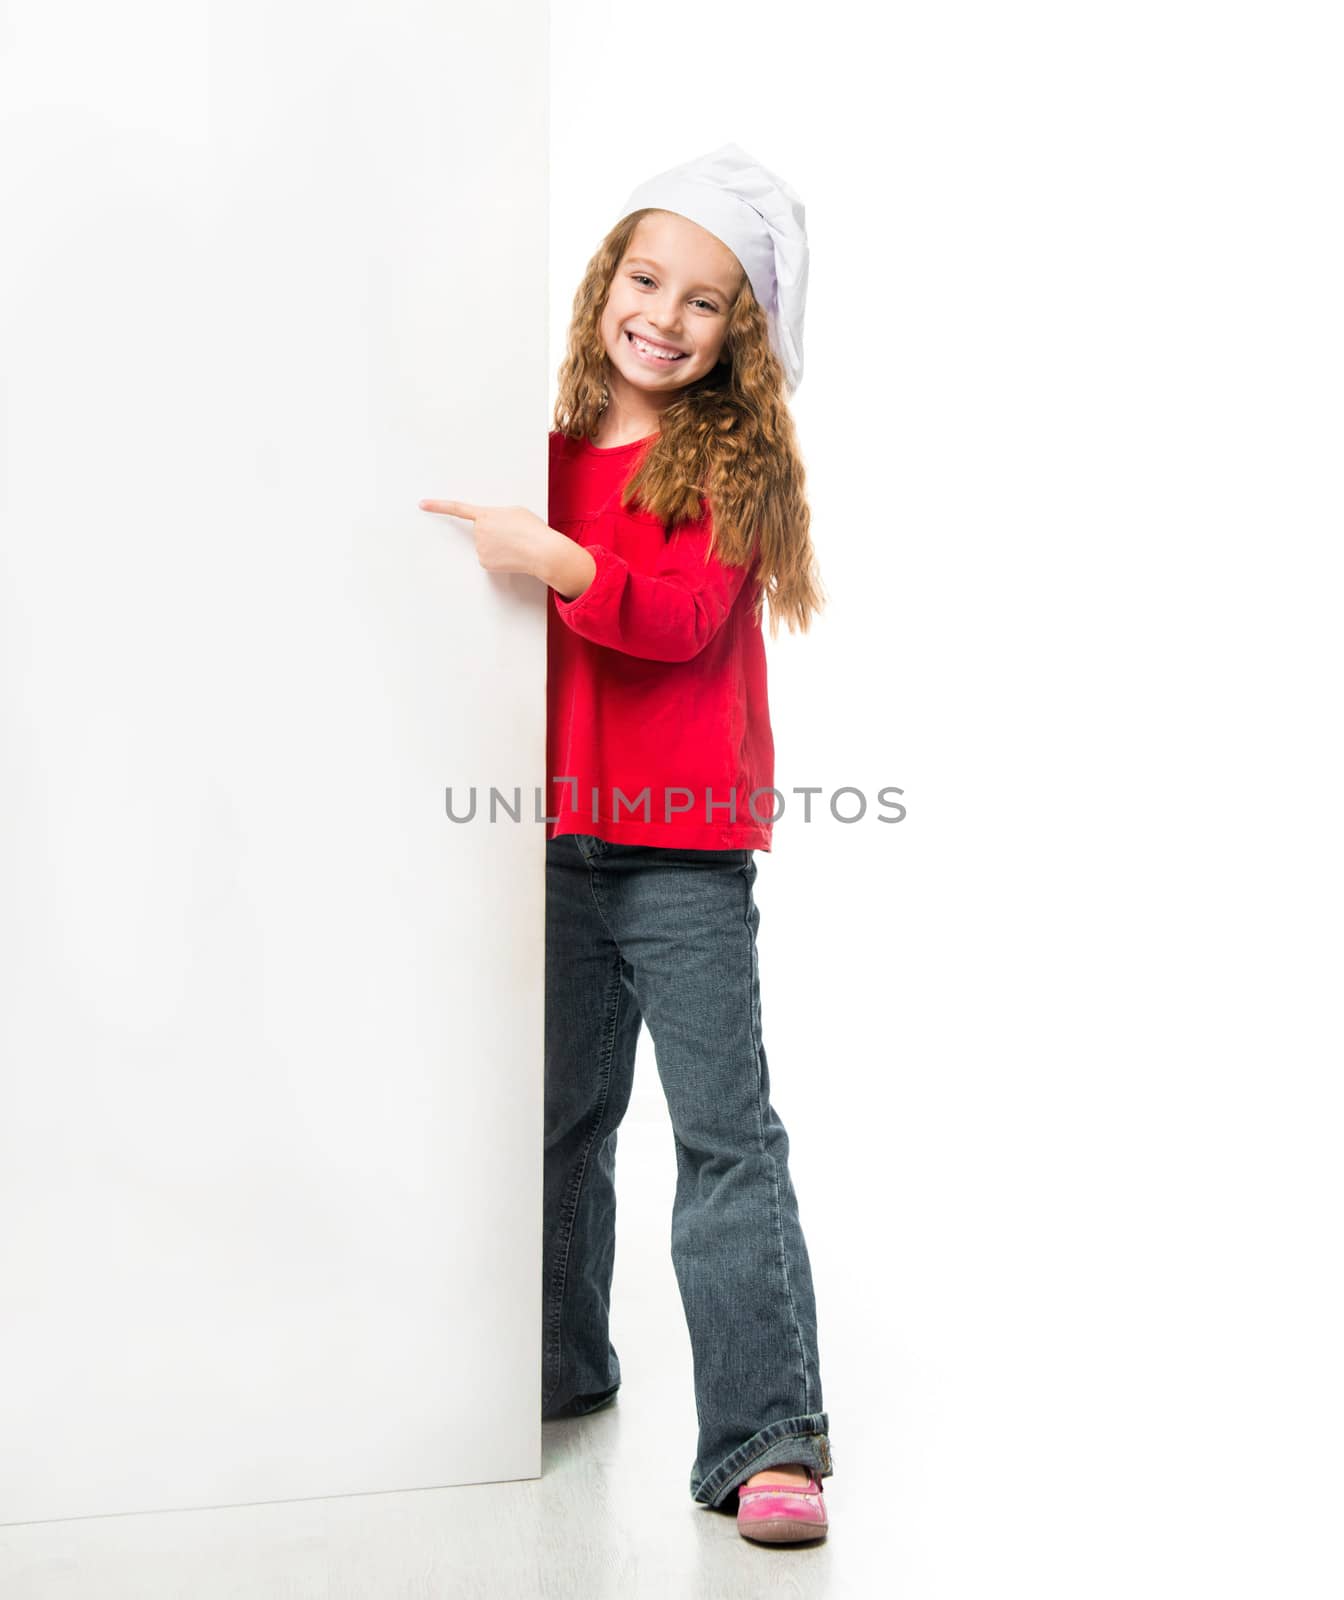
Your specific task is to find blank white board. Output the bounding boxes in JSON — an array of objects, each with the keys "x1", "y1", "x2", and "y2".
[{"x1": 0, "y1": 0, "x2": 548, "y2": 1523}]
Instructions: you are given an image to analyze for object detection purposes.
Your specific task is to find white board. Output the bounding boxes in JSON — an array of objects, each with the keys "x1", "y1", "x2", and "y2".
[{"x1": 0, "y1": 0, "x2": 548, "y2": 1523}]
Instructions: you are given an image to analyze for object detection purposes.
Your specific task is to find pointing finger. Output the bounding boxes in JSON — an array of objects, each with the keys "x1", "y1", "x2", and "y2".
[{"x1": 419, "y1": 499, "x2": 479, "y2": 519}]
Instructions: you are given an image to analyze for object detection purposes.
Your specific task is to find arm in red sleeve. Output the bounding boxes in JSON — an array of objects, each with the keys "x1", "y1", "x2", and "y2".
[{"x1": 551, "y1": 532, "x2": 753, "y2": 663}]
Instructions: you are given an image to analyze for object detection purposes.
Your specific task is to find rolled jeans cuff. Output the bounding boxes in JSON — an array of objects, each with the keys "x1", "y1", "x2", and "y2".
[{"x1": 691, "y1": 1411, "x2": 833, "y2": 1508}]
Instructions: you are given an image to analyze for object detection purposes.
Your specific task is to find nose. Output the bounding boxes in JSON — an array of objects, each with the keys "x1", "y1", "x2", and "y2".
[{"x1": 647, "y1": 299, "x2": 683, "y2": 338}]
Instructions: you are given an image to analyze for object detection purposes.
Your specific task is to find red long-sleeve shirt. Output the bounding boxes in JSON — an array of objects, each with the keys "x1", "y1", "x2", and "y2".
[{"x1": 545, "y1": 428, "x2": 776, "y2": 851}]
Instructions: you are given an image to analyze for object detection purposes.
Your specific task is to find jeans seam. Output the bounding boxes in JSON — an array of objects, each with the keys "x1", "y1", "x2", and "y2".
[
  {"x1": 741, "y1": 854, "x2": 813, "y2": 1418},
  {"x1": 583, "y1": 839, "x2": 622, "y2": 943},
  {"x1": 542, "y1": 941, "x2": 625, "y2": 1410}
]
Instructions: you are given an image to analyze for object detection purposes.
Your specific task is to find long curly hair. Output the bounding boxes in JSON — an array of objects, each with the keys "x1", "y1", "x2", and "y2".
[{"x1": 552, "y1": 208, "x2": 826, "y2": 637}]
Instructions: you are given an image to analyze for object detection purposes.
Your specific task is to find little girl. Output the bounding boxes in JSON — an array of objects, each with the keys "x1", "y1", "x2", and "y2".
[{"x1": 421, "y1": 143, "x2": 832, "y2": 1545}]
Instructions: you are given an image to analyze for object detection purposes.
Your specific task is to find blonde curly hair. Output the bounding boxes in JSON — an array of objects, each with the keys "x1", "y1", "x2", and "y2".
[{"x1": 552, "y1": 208, "x2": 826, "y2": 637}]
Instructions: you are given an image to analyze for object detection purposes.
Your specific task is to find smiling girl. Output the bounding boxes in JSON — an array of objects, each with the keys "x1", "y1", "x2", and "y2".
[{"x1": 421, "y1": 144, "x2": 832, "y2": 1545}]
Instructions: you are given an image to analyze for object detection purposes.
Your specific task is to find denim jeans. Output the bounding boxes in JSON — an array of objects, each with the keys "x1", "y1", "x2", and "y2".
[{"x1": 541, "y1": 831, "x2": 833, "y2": 1508}]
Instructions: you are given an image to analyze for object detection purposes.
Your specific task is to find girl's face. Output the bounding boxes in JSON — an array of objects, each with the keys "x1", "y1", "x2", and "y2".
[{"x1": 598, "y1": 211, "x2": 744, "y2": 398}]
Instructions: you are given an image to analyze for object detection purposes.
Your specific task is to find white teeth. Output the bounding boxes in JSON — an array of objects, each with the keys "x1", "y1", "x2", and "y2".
[{"x1": 629, "y1": 333, "x2": 684, "y2": 361}]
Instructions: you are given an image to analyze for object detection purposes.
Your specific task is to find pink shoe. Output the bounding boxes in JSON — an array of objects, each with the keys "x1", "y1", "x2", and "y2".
[{"x1": 736, "y1": 1470, "x2": 829, "y2": 1543}]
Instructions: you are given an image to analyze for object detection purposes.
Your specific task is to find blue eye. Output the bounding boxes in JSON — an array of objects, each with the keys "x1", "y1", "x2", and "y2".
[{"x1": 631, "y1": 273, "x2": 718, "y2": 312}]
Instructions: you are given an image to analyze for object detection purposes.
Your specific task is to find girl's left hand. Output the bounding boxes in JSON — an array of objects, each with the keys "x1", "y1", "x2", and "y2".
[{"x1": 418, "y1": 498, "x2": 555, "y2": 581}]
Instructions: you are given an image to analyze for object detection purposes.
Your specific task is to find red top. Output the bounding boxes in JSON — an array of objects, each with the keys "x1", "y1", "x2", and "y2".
[{"x1": 546, "y1": 428, "x2": 775, "y2": 851}]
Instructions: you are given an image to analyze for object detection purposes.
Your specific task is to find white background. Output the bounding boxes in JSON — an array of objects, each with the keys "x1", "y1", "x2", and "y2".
[
  {"x1": 0, "y1": 0, "x2": 1337, "y2": 1591},
  {"x1": 553, "y1": 2, "x2": 1343, "y2": 1594},
  {"x1": 1, "y1": 0, "x2": 548, "y2": 1525}
]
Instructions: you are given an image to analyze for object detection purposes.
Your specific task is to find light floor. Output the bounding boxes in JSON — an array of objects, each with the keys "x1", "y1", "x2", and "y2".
[{"x1": 0, "y1": 1048, "x2": 884, "y2": 1600}]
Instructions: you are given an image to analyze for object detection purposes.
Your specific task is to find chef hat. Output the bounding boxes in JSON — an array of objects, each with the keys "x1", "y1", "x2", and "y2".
[{"x1": 614, "y1": 142, "x2": 810, "y2": 397}]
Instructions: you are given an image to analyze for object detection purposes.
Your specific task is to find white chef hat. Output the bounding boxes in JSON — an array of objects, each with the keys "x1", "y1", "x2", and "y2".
[{"x1": 614, "y1": 142, "x2": 810, "y2": 397}]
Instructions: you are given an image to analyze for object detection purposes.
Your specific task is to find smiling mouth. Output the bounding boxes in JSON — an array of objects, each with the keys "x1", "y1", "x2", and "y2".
[{"x1": 626, "y1": 331, "x2": 688, "y2": 362}]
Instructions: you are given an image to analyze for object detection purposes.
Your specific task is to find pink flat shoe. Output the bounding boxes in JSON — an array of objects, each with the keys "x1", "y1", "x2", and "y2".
[{"x1": 736, "y1": 1471, "x2": 829, "y2": 1543}]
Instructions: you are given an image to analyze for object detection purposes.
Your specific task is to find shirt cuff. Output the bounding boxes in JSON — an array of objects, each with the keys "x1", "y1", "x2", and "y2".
[{"x1": 553, "y1": 541, "x2": 617, "y2": 619}]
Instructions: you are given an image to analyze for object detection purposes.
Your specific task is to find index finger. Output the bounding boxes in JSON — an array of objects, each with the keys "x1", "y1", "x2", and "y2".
[{"x1": 419, "y1": 499, "x2": 479, "y2": 518}]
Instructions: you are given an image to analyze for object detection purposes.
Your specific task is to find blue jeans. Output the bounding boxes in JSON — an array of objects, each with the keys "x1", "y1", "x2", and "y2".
[{"x1": 541, "y1": 831, "x2": 833, "y2": 1508}]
